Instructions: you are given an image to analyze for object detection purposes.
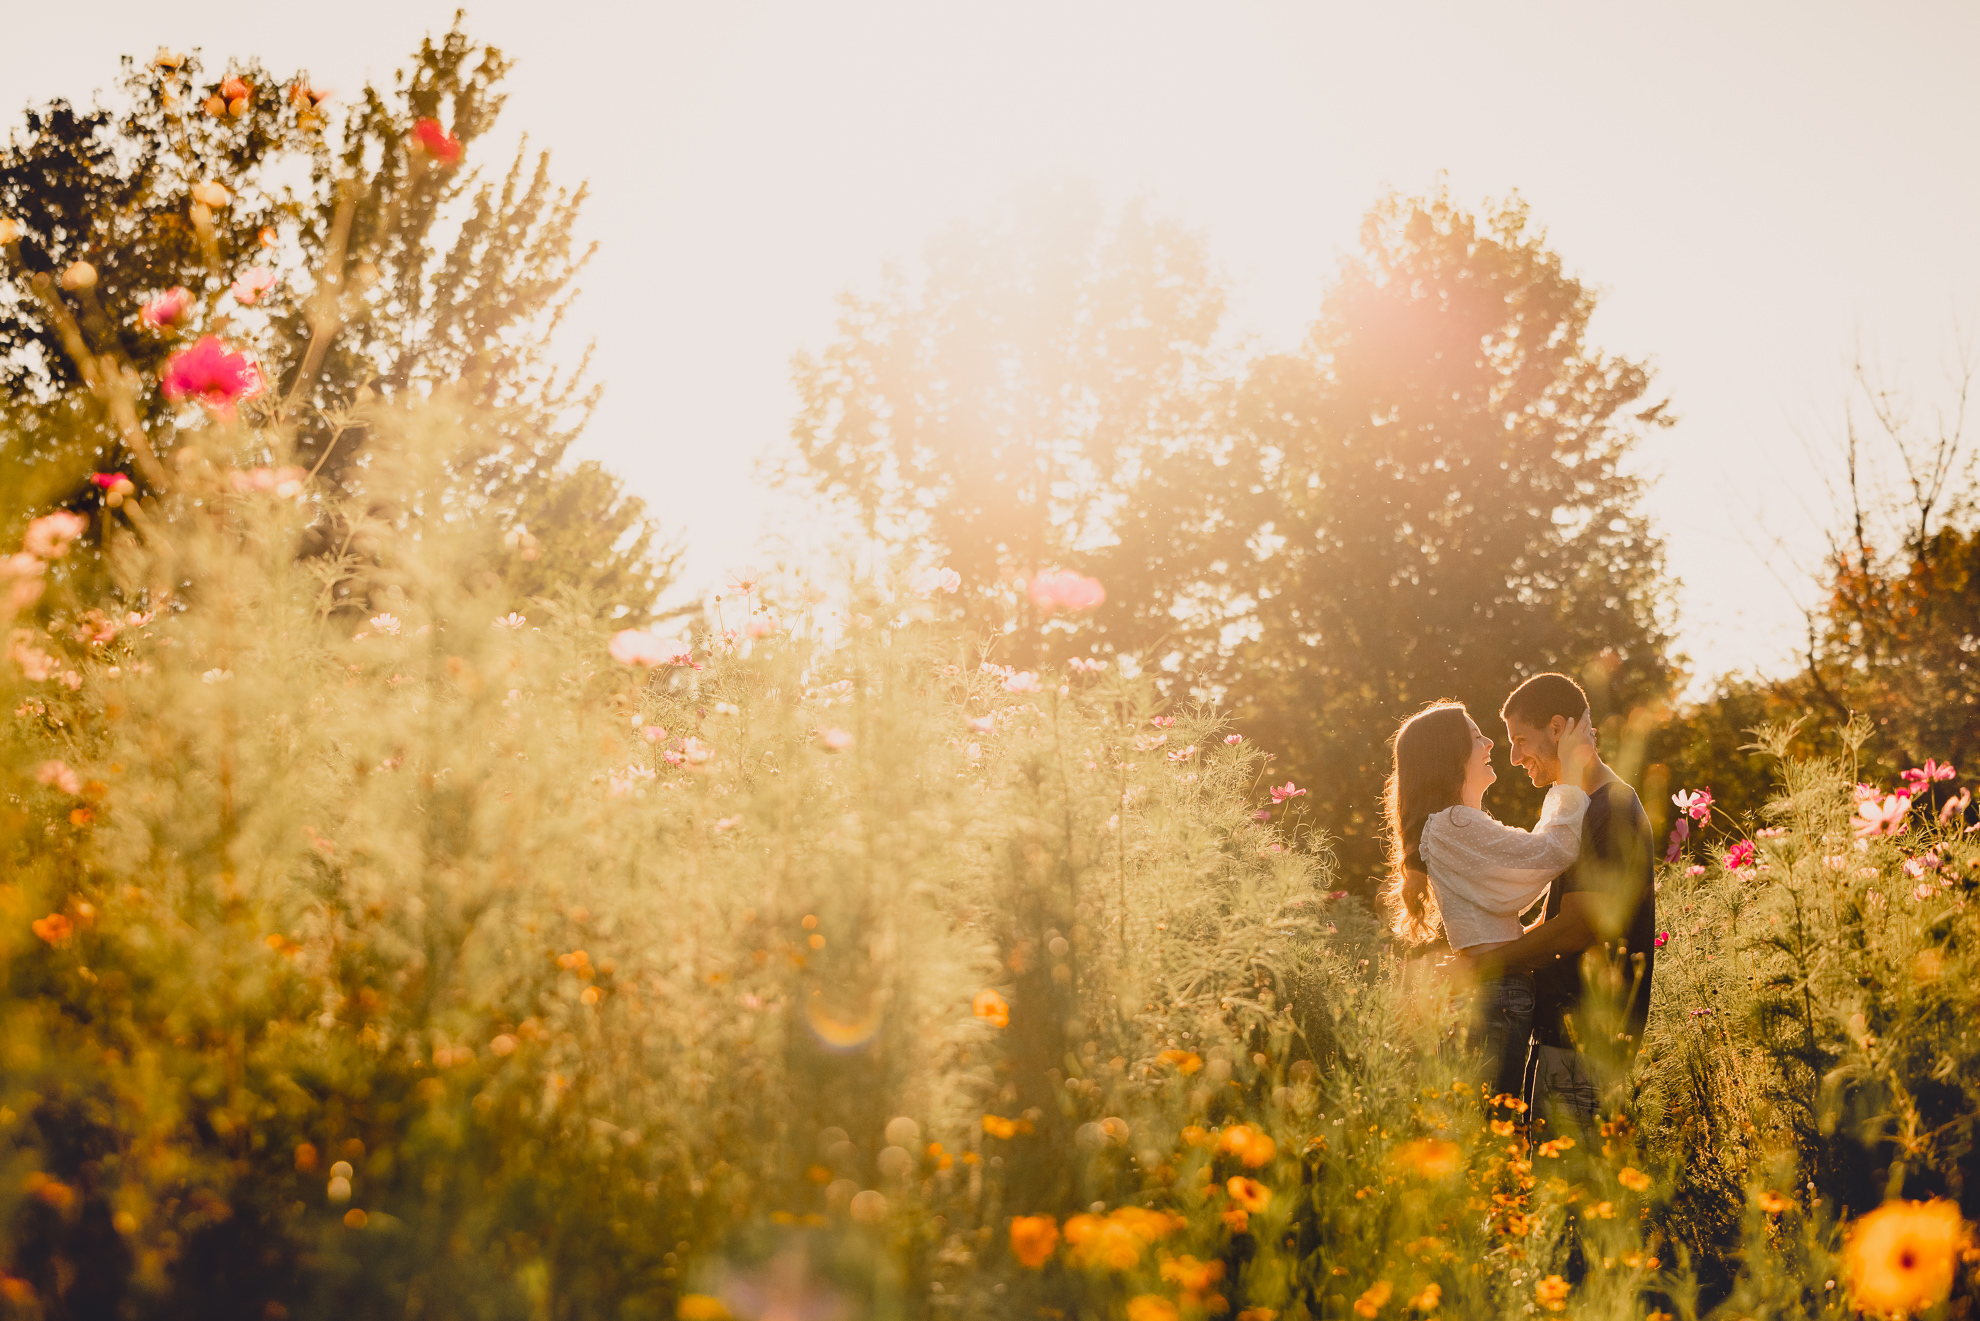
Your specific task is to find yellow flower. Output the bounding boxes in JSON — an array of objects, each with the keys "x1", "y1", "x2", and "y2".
[
  {"x1": 1157, "y1": 1048, "x2": 1204, "y2": 1074},
  {"x1": 1390, "y1": 1138, "x2": 1461, "y2": 1180},
  {"x1": 1534, "y1": 1274, "x2": 1570, "y2": 1311},
  {"x1": 972, "y1": 989, "x2": 1010, "y2": 1028},
  {"x1": 1126, "y1": 1297, "x2": 1179, "y2": 1321},
  {"x1": 1009, "y1": 1214, "x2": 1059, "y2": 1268},
  {"x1": 1226, "y1": 1177, "x2": 1271, "y2": 1213},
  {"x1": 1844, "y1": 1199, "x2": 1967, "y2": 1317},
  {"x1": 982, "y1": 1114, "x2": 1018, "y2": 1140},
  {"x1": 1618, "y1": 1167, "x2": 1652, "y2": 1192},
  {"x1": 1408, "y1": 1283, "x2": 1441, "y2": 1311},
  {"x1": 1353, "y1": 1281, "x2": 1392, "y2": 1318},
  {"x1": 676, "y1": 1295, "x2": 730, "y2": 1321}
]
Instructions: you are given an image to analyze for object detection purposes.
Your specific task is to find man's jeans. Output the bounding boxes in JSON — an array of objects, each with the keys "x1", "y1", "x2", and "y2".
[
  {"x1": 1471, "y1": 972, "x2": 1536, "y2": 1108},
  {"x1": 1525, "y1": 1043, "x2": 1599, "y2": 1141}
]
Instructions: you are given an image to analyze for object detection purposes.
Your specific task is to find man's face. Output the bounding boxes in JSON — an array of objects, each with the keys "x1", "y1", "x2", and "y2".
[{"x1": 1503, "y1": 713, "x2": 1564, "y2": 787}]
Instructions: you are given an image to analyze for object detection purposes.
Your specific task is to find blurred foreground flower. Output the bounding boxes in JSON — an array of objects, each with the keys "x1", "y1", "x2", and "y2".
[
  {"x1": 161, "y1": 336, "x2": 261, "y2": 412},
  {"x1": 24, "y1": 512, "x2": 88, "y2": 560},
  {"x1": 972, "y1": 989, "x2": 1009, "y2": 1028},
  {"x1": 1009, "y1": 1214, "x2": 1058, "y2": 1267},
  {"x1": 59, "y1": 261, "x2": 97, "y2": 291},
  {"x1": 411, "y1": 118, "x2": 463, "y2": 164},
  {"x1": 908, "y1": 565, "x2": 961, "y2": 596},
  {"x1": 229, "y1": 266, "x2": 278, "y2": 305},
  {"x1": 1843, "y1": 1199, "x2": 1966, "y2": 1317},
  {"x1": 32, "y1": 913, "x2": 74, "y2": 944},
  {"x1": 140, "y1": 286, "x2": 192, "y2": 329},
  {"x1": 1026, "y1": 570, "x2": 1105, "y2": 614}
]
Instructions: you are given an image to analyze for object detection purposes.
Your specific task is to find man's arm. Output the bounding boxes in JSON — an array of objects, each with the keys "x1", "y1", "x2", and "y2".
[{"x1": 1457, "y1": 891, "x2": 1600, "y2": 976}]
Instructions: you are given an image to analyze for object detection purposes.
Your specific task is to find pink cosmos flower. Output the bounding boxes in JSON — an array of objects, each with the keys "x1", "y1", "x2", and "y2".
[
  {"x1": 492, "y1": 612, "x2": 527, "y2": 630},
  {"x1": 1941, "y1": 788, "x2": 1973, "y2": 823},
  {"x1": 1725, "y1": 840, "x2": 1757, "y2": 871},
  {"x1": 1664, "y1": 815, "x2": 1690, "y2": 863},
  {"x1": 1687, "y1": 865, "x2": 1707, "y2": 877},
  {"x1": 23, "y1": 511, "x2": 88, "y2": 560},
  {"x1": 229, "y1": 266, "x2": 278, "y2": 305},
  {"x1": 140, "y1": 286, "x2": 192, "y2": 329},
  {"x1": 726, "y1": 565, "x2": 766, "y2": 595},
  {"x1": 1167, "y1": 746, "x2": 1196, "y2": 762},
  {"x1": 228, "y1": 466, "x2": 308, "y2": 497},
  {"x1": 1150, "y1": 716, "x2": 1175, "y2": 728},
  {"x1": 608, "y1": 629, "x2": 673, "y2": 666},
  {"x1": 1853, "y1": 792, "x2": 1911, "y2": 839},
  {"x1": 1913, "y1": 883, "x2": 1936, "y2": 902},
  {"x1": 161, "y1": 336, "x2": 262, "y2": 413},
  {"x1": 641, "y1": 725, "x2": 668, "y2": 743},
  {"x1": 35, "y1": 759, "x2": 82, "y2": 795},
  {"x1": 1004, "y1": 670, "x2": 1042, "y2": 693},
  {"x1": 908, "y1": 565, "x2": 961, "y2": 596},
  {"x1": 90, "y1": 473, "x2": 135, "y2": 496},
  {"x1": 1251, "y1": 809, "x2": 1272, "y2": 822},
  {"x1": 1903, "y1": 857, "x2": 1927, "y2": 879},
  {"x1": 1671, "y1": 789, "x2": 1712, "y2": 822},
  {"x1": 411, "y1": 118, "x2": 463, "y2": 164},
  {"x1": 816, "y1": 726, "x2": 853, "y2": 751},
  {"x1": 1901, "y1": 760, "x2": 1956, "y2": 794},
  {"x1": 1025, "y1": 570, "x2": 1105, "y2": 614},
  {"x1": 1224, "y1": 734, "x2": 1243, "y2": 745},
  {"x1": 682, "y1": 736, "x2": 713, "y2": 764},
  {"x1": 1653, "y1": 931, "x2": 1670, "y2": 949},
  {"x1": 965, "y1": 714, "x2": 995, "y2": 734},
  {"x1": 1270, "y1": 782, "x2": 1307, "y2": 804},
  {"x1": 1853, "y1": 783, "x2": 1881, "y2": 803},
  {"x1": 9, "y1": 631, "x2": 56, "y2": 680},
  {"x1": 744, "y1": 615, "x2": 781, "y2": 638}
]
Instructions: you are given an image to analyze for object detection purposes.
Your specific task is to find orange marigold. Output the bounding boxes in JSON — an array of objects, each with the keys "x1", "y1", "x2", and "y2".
[
  {"x1": 31, "y1": 913, "x2": 72, "y2": 944},
  {"x1": 1218, "y1": 1124, "x2": 1277, "y2": 1168},
  {"x1": 1618, "y1": 1167, "x2": 1652, "y2": 1192},
  {"x1": 1126, "y1": 1297, "x2": 1179, "y2": 1321},
  {"x1": 1156, "y1": 1048, "x2": 1203, "y2": 1074},
  {"x1": 1535, "y1": 1274, "x2": 1570, "y2": 1311},
  {"x1": 1226, "y1": 1177, "x2": 1271, "y2": 1213},
  {"x1": 1353, "y1": 1281, "x2": 1392, "y2": 1318},
  {"x1": 1009, "y1": 1215, "x2": 1059, "y2": 1268},
  {"x1": 973, "y1": 989, "x2": 1010, "y2": 1028},
  {"x1": 1844, "y1": 1199, "x2": 1967, "y2": 1317},
  {"x1": 1389, "y1": 1138, "x2": 1460, "y2": 1180},
  {"x1": 1159, "y1": 1254, "x2": 1225, "y2": 1299}
]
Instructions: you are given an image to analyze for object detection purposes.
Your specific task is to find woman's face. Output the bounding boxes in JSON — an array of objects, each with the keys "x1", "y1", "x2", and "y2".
[{"x1": 1461, "y1": 715, "x2": 1496, "y2": 806}]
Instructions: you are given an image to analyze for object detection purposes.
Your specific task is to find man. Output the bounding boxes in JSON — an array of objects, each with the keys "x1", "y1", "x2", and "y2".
[{"x1": 1462, "y1": 672, "x2": 1656, "y2": 1134}]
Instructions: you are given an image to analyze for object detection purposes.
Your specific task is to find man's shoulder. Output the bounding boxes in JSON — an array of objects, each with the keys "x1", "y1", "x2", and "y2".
[{"x1": 1586, "y1": 778, "x2": 1647, "y2": 827}]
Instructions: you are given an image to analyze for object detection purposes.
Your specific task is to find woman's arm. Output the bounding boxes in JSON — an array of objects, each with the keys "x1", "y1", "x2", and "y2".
[{"x1": 1422, "y1": 784, "x2": 1589, "y2": 915}]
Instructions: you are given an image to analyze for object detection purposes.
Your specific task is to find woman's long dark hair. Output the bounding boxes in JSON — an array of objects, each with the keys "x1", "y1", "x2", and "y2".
[{"x1": 1383, "y1": 701, "x2": 1473, "y2": 944}]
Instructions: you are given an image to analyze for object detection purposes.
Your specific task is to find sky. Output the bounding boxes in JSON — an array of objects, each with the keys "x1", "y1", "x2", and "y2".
[{"x1": 6, "y1": 1, "x2": 1977, "y2": 684}]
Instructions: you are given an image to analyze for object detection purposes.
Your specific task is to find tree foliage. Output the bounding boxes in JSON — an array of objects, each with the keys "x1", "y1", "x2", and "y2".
[
  {"x1": 0, "y1": 23, "x2": 678, "y2": 619},
  {"x1": 785, "y1": 185, "x2": 1678, "y2": 879}
]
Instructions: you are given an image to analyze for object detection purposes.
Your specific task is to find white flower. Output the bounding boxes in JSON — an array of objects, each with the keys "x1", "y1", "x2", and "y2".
[
  {"x1": 202, "y1": 668, "x2": 234, "y2": 684},
  {"x1": 369, "y1": 613, "x2": 402, "y2": 636},
  {"x1": 492, "y1": 612, "x2": 527, "y2": 630}
]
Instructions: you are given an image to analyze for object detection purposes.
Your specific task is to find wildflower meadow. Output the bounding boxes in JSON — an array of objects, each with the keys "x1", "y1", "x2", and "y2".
[{"x1": 3, "y1": 27, "x2": 1979, "y2": 1321}]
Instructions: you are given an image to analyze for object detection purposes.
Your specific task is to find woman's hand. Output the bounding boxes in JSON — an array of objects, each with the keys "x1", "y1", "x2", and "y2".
[{"x1": 1557, "y1": 712, "x2": 1597, "y2": 787}]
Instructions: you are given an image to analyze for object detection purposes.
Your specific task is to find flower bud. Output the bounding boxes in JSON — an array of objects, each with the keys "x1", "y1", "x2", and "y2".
[
  {"x1": 0, "y1": 217, "x2": 19, "y2": 245},
  {"x1": 60, "y1": 261, "x2": 97, "y2": 292},
  {"x1": 203, "y1": 95, "x2": 226, "y2": 117}
]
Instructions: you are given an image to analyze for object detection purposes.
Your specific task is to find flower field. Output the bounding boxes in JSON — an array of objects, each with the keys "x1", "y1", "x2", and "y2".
[
  {"x1": 2, "y1": 401, "x2": 1977, "y2": 1318},
  {"x1": 3, "y1": 39, "x2": 1979, "y2": 1321}
]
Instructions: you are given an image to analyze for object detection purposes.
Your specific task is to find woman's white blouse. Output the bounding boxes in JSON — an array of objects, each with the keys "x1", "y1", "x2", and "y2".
[{"x1": 1420, "y1": 784, "x2": 1590, "y2": 951}]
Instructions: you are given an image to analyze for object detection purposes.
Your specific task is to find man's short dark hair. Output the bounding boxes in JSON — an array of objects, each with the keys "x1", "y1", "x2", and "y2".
[{"x1": 1500, "y1": 672, "x2": 1589, "y2": 729}]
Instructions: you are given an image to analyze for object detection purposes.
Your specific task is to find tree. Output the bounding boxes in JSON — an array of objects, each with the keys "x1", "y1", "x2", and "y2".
[
  {"x1": 0, "y1": 22, "x2": 678, "y2": 619},
  {"x1": 1144, "y1": 189, "x2": 1677, "y2": 878},
  {"x1": 783, "y1": 178, "x2": 1227, "y2": 655}
]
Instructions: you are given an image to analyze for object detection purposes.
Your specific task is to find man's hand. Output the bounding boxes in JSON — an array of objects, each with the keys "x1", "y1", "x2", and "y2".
[{"x1": 1557, "y1": 712, "x2": 1598, "y2": 789}]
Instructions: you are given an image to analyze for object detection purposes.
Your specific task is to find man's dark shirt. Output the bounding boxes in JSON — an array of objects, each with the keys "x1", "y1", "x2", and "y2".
[{"x1": 1531, "y1": 780, "x2": 1657, "y2": 1050}]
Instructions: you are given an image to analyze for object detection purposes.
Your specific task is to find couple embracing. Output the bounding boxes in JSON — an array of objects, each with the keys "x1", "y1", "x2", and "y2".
[{"x1": 1384, "y1": 673, "x2": 1657, "y2": 1138}]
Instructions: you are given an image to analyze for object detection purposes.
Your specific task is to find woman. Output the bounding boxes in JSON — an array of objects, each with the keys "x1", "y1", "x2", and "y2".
[{"x1": 1383, "y1": 700, "x2": 1592, "y2": 1109}]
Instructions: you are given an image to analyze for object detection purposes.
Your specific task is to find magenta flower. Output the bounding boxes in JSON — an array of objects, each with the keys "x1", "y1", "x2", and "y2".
[
  {"x1": 1150, "y1": 717, "x2": 1175, "y2": 728},
  {"x1": 1725, "y1": 840, "x2": 1757, "y2": 871},
  {"x1": 1025, "y1": 570, "x2": 1106, "y2": 614},
  {"x1": 1269, "y1": 782, "x2": 1307, "y2": 804},
  {"x1": 1251, "y1": 809, "x2": 1272, "y2": 822},
  {"x1": 1853, "y1": 792, "x2": 1912, "y2": 839},
  {"x1": 160, "y1": 336, "x2": 262, "y2": 413},
  {"x1": 140, "y1": 286, "x2": 192, "y2": 329},
  {"x1": 411, "y1": 118, "x2": 463, "y2": 165},
  {"x1": 1901, "y1": 760, "x2": 1956, "y2": 794},
  {"x1": 1664, "y1": 814, "x2": 1691, "y2": 863},
  {"x1": 1653, "y1": 931, "x2": 1670, "y2": 949}
]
